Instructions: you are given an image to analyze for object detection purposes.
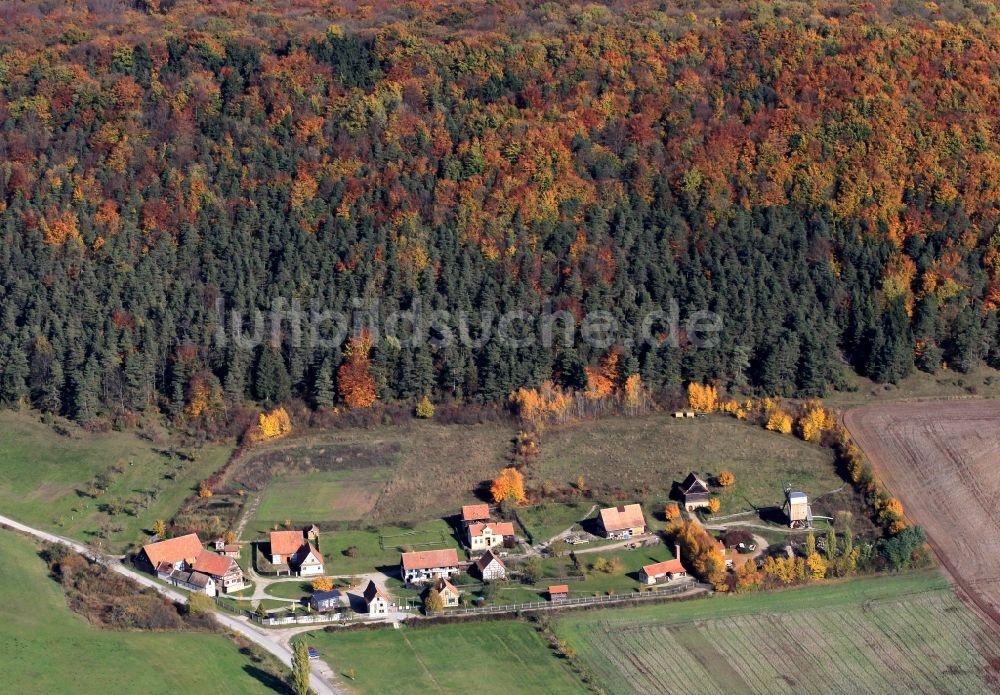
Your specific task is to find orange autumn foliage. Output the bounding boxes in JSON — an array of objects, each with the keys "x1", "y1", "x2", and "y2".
[
  {"x1": 490, "y1": 467, "x2": 526, "y2": 505},
  {"x1": 338, "y1": 331, "x2": 377, "y2": 409}
]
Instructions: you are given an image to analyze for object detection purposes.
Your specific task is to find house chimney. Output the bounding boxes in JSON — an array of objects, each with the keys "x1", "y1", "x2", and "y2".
[{"x1": 675, "y1": 543, "x2": 682, "y2": 561}]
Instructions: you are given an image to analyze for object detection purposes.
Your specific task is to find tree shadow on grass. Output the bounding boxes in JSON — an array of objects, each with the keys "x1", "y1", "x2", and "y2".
[{"x1": 242, "y1": 664, "x2": 292, "y2": 694}]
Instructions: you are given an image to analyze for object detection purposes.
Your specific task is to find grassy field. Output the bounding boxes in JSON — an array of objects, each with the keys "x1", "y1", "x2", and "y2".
[
  {"x1": 255, "y1": 468, "x2": 395, "y2": 525},
  {"x1": 555, "y1": 571, "x2": 1000, "y2": 695},
  {"x1": 0, "y1": 411, "x2": 233, "y2": 552},
  {"x1": 302, "y1": 620, "x2": 583, "y2": 694},
  {"x1": 824, "y1": 363, "x2": 1000, "y2": 409},
  {"x1": 227, "y1": 421, "x2": 512, "y2": 525},
  {"x1": 0, "y1": 529, "x2": 283, "y2": 694},
  {"x1": 534, "y1": 413, "x2": 841, "y2": 515}
]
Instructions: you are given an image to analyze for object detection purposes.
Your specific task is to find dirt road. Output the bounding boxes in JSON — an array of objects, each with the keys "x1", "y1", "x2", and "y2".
[{"x1": 844, "y1": 400, "x2": 1000, "y2": 632}]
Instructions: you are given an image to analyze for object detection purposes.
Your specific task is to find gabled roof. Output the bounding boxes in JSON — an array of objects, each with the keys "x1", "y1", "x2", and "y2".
[
  {"x1": 299, "y1": 543, "x2": 323, "y2": 564},
  {"x1": 401, "y1": 548, "x2": 460, "y2": 571},
  {"x1": 474, "y1": 549, "x2": 505, "y2": 572},
  {"x1": 468, "y1": 521, "x2": 515, "y2": 538},
  {"x1": 192, "y1": 550, "x2": 236, "y2": 578},
  {"x1": 680, "y1": 472, "x2": 709, "y2": 494},
  {"x1": 641, "y1": 558, "x2": 685, "y2": 577},
  {"x1": 170, "y1": 569, "x2": 213, "y2": 589},
  {"x1": 461, "y1": 504, "x2": 491, "y2": 522},
  {"x1": 270, "y1": 530, "x2": 305, "y2": 556},
  {"x1": 548, "y1": 584, "x2": 569, "y2": 595},
  {"x1": 433, "y1": 576, "x2": 460, "y2": 596},
  {"x1": 786, "y1": 491, "x2": 808, "y2": 503},
  {"x1": 142, "y1": 533, "x2": 203, "y2": 567},
  {"x1": 599, "y1": 504, "x2": 647, "y2": 532},
  {"x1": 363, "y1": 579, "x2": 392, "y2": 603},
  {"x1": 223, "y1": 544, "x2": 240, "y2": 554}
]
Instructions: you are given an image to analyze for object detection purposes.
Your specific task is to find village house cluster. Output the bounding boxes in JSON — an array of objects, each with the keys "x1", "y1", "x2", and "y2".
[
  {"x1": 139, "y1": 532, "x2": 246, "y2": 597},
  {"x1": 134, "y1": 471, "x2": 810, "y2": 621}
]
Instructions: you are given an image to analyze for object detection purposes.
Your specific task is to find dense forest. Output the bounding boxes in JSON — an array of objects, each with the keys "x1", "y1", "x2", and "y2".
[{"x1": 0, "y1": 0, "x2": 997, "y2": 427}]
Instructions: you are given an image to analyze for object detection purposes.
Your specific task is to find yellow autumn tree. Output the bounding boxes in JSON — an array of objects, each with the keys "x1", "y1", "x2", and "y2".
[
  {"x1": 717, "y1": 470, "x2": 735, "y2": 487},
  {"x1": 153, "y1": 519, "x2": 167, "y2": 537},
  {"x1": 490, "y1": 467, "x2": 526, "y2": 505},
  {"x1": 664, "y1": 503, "x2": 681, "y2": 521},
  {"x1": 311, "y1": 576, "x2": 334, "y2": 592},
  {"x1": 797, "y1": 401, "x2": 834, "y2": 443},
  {"x1": 415, "y1": 395, "x2": 435, "y2": 418},
  {"x1": 766, "y1": 410, "x2": 793, "y2": 434},
  {"x1": 687, "y1": 383, "x2": 718, "y2": 412},
  {"x1": 806, "y1": 552, "x2": 828, "y2": 580},
  {"x1": 258, "y1": 407, "x2": 293, "y2": 440},
  {"x1": 623, "y1": 373, "x2": 644, "y2": 409},
  {"x1": 707, "y1": 498, "x2": 721, "y2": 513}
]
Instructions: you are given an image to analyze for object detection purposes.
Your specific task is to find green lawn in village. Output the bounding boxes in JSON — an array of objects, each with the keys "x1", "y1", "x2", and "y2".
[
  {"x1": 0, "y1": 529, "x2": 280, "y2": 694},
  {"x1": 0, "y1": 411, "x2": 233, "y2": 552},
  {"x1": 554, "y1": 571, "x2": 1000, "y2": 695},
  {"x1": 516, "y1": 500, "x2": 596, "y2": 543},
  {"x1": 302, "y1": 620, "x2": 584, "y2": 694},
  {"x1": 313, "y1": 520, "x2": 465, "y2": 576}
]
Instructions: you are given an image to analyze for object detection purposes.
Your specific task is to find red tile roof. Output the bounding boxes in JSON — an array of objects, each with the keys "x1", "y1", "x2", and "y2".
[
  {"x1": 461, "y1": 504, "x2": 491, "y2": 522},
  {"x1": 548, "y1": 584, "x2": 570, "y2": 595},
  {"x1": 223, "y1": 544, "x2": 240, "y2": 554},
  {"x1": 192, "y1": 550, "x2": 235, "y2": 577},
  {"x1": 400, "y1": 548, "x2": 460, "y2": 571},
  {"x1": 468, "y1": 521, "x2": 515, "y2": 538},
  {"x1": 599, "y1": 504, "x2": 647, "y2": 532},
  {"x1": 270, "y1": 530, "x2": 305, "y2": 557},
  {"x1": 142, "y1": 533, "x2": 203, "y2": 568},
  {"x1": 641, "y1": 558, "x2": 685, "y2": 577}
]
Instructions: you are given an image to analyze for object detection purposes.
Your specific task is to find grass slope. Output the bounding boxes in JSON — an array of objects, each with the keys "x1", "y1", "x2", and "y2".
[
  {"x1": 555, "y1": 571, "x2": 1000, "y2": 695},
  {"x1": 0, "y1": 529, "x2": 279, "y2": 694},
  {"x1": 0, "y1": 411, "x2": 232, "y2": 551},
  {"x1": 534, "y1": 413, "x2": 840, "y2": 515},
  {"x1": 303, "y1": 620, "x2": 584, "y2": 695}
]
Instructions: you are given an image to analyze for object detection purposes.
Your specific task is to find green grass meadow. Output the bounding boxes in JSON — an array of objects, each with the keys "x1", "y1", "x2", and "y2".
[{"x1": 0, "y1": 411, "x2": 232, "y2": 551}]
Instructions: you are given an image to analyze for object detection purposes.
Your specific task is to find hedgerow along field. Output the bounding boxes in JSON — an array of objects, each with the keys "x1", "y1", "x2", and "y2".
[
  {"x1": 301, "y1": 619, "x2": 583, "y2": 695},
  {"x1": 0, "y1": 411, "x2": 233, "y2": 552},
  {"x1": 0, "y1": 529, "x2": 279, "y2": 694},
  {"x1": 555, "y1": 571, "x2": 1000, "y2": 695}
]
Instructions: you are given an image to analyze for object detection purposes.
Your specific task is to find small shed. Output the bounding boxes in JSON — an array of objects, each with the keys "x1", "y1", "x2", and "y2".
[
  {"x1": 310, "y1": 589, "x2": 342, "y2": 612},
  {"x1": 548, "y1": 585, "x2": 569, "y2": 602}
]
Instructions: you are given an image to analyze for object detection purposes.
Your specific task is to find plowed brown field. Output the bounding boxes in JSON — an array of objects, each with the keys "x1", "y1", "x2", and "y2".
[{"x1": 844, "y1": 400, "x2": 1000, "y2": 631}]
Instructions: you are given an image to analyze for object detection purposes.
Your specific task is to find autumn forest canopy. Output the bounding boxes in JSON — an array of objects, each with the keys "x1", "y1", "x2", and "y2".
[{"x1": 0, "y1": 0, "x2": 998, "y2": 428}]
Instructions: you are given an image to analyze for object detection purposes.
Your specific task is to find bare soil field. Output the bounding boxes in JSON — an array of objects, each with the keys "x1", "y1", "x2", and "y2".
[{"x1": 844, "y1": 400, "x2": 1000, "y2": 631}]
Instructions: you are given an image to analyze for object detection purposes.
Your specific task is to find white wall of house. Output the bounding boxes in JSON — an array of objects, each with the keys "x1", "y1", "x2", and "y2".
[{"x1": 403, "y1": 566, "x2": 460, "y2": 583}]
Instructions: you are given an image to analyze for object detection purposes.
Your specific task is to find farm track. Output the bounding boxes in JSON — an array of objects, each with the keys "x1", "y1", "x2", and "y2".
[{"x1": 844, "y1": 400, "x2": 1000, "y2": 635}]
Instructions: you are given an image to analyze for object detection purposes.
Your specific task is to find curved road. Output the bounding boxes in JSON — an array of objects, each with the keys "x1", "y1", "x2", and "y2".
[{"x1": 0, "y1": 513, "x2": 343, "y2": 695}]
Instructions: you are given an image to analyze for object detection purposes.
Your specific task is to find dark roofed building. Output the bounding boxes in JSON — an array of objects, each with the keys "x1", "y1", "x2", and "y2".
[{"x1": 679, "y1": 472, "x2": 711, "y2": 511}]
